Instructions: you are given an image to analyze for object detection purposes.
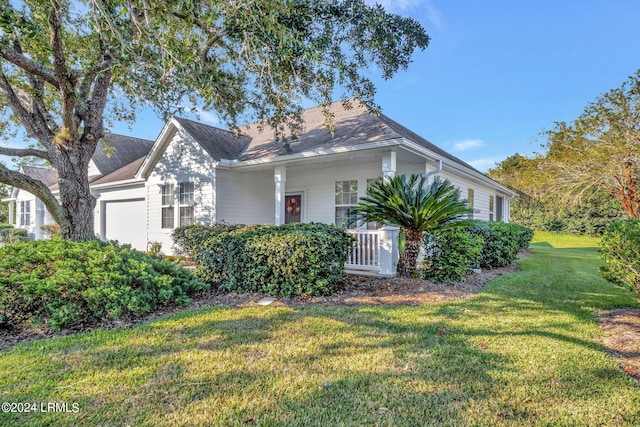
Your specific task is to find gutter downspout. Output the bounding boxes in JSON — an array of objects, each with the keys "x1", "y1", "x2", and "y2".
[{"x1": 424, "y1": 159, "x2": 443, "y2": 183}]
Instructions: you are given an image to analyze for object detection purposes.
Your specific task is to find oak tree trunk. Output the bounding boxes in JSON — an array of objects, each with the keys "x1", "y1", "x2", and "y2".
[{"x1": 53, "y1": 137, "x2": 98, "y2": 242}]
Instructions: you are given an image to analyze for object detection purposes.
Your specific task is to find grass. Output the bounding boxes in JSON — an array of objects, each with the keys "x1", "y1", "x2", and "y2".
[{"x1": 1, "y1": 231, "x2": 639, "y2": 426}]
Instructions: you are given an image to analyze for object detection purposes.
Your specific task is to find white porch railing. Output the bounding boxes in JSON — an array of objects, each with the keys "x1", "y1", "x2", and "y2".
[{"x1": 346, "y1": 230, "x2": 381, "y2": 271}]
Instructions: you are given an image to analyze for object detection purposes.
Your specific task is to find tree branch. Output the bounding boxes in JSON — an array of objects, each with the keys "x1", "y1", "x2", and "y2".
[
  {"x1": 0, "y1": 45, "x2": 60, "y2": 90},
  {"x1": 0, "y1": 162, "x2": 65, "y2": 226},
  {"x1": 0, "y1": 66, "x2": 54, "y2": 145},
  {"x1": 0, "y1": 146, "x2": 50, "y2": 160},
  {"x1": 11, "y1": 37, "x2": 60, "y2": 138},
  {"x1": 48, "y1": 3, "x2": 78, "y2": 138}
]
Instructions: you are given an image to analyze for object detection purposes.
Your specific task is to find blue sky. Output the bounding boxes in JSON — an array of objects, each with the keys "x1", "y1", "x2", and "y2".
[{"x1": 5, "y1": 1, "x2": 640, "y2": 172}]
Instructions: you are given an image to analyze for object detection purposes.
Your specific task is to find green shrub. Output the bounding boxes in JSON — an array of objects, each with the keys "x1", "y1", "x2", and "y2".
[
  {"x1": 0, "y1": 226, "x2": 29, "y2": 243},
  {"x1": 600, "y1": 219, "x2": 640, "y2": 293},
  {"x1": 511, "y1": 223, "x2": 534, "y2": 250},
  {"x1": 173, "y1": 222, "x2": 354, "y2": 298},
  {"x1": 0, "y1": 240, "x2": 207, "y2": 331},
  {"x1": 171, "y1": 222, "x2": 242, "y2": 258},
  {"x1": 469, "y1": 222, "x2": 524, "y2": 268},
  {"x1": 422, "y1": 228, "x2": 484, "y2": 283}
]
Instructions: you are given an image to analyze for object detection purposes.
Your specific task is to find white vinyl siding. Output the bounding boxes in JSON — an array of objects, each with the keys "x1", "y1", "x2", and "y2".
[
  {"x1": 215, "y1": 169, "x2": 274, "y2": 224},
  {"x1": 468, "y1": 188, "x2": 475, "y2": 219},
  {"x1": 146, "y1": 128, "x2": 216, "y2": 252}
]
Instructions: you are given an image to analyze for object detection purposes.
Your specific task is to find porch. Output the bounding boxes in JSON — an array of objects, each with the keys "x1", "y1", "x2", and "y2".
[{"x1": 345, "y1": 227, "x2": 399, "y2": 276}]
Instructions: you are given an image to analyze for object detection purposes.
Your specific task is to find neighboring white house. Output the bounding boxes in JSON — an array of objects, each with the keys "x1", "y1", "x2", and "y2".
[{"x1": 2, "y1": 100, "x2": 516, "y2": 276}]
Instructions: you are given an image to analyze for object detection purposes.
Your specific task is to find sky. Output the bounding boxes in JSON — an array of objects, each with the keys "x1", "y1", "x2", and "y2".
[{"x1": 5, "y1": 0, "x2": 640, "y2": 172}]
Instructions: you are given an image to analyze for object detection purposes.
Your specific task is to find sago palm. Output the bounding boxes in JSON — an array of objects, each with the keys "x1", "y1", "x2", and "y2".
[{"x1": 355, "y1": 174, "x2": 472, "y2": 277}]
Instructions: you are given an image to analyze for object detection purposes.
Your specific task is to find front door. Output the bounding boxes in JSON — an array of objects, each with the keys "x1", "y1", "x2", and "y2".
[{"x1": 285, "y1": 193, "x2": 303, "y2": 224}]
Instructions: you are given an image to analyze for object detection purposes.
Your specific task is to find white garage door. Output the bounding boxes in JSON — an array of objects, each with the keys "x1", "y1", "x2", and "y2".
[{"x1": 103, "y1": 199, "x2": 147, "y2": 251}]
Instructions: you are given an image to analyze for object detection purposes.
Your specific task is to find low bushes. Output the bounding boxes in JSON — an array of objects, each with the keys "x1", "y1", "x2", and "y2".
[
  {"x1": 0, "y1": 224, "x2": 29, "y2": 243},
  {"x1": 173, "y1": 223, "x2": 354, "y2": 298},
  {"x1": 0, "y1": 240, "x2": 207, "y2": 331},
  {"x1": 421, "y1": 221, "x2": 533, "y2": 283},
  {"x1": 470, "y1": 221, "x2": 531, "y2": 268},
  {"x1": 600, "y1": 219, "x2": 640, "y2": 293},
  {"x1": 422, "y1": 228, "x2": 484, "y2": 283}
]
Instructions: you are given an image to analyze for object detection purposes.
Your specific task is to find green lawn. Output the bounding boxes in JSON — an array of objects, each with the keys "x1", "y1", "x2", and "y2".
[{"x1": 1, "y1": 231, "x2": 639, "y2": 426}]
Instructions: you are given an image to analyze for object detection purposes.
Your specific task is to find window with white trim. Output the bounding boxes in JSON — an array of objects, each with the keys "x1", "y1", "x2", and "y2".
[
  {"x1": 161, "y1": 184, "x2": 174, "y2": 229},
  {"x1": 489, "y1": 195, "x2": 495, "y2": 221},
  {"x1": 335, "y1": 180, "x2": 358, "y2": 229},
  {"x1": 178, "y1": 182, "x2": 195, "y2": 226},
  {"x1": 20, "y1": 201, "x2": 31, "y2": 226},
  {"x1": 467, "y1": 188, "x2": 475, "y2": 219}
]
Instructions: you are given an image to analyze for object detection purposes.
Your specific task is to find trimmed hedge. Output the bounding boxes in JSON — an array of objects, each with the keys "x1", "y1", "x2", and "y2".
[
  {"x1": 0, "y1": 225, "x2": 29, "y2": 243},
  {"x1": 422, "y1": 228, "x2": 484, "y2": 283},
  {"x1": 420, "y1": 222, "x2": 533, "y2": 282},
  {"x1": 173, "y1": 223, "x2": 354, "y2": 298},
  {"x1": 600, "y1": 219, "x2": 640, "y2": 294},
  {"x1": 470, "y1": 222, "x2": 532, "y2": 268},
  {"x1": 0, "y1": 240, "x2": 207, "y2": 331}
]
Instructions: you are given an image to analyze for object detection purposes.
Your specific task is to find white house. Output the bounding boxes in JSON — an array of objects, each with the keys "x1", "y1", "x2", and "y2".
[{"x1": 2, "y1": 100, "x2": 515, "y2": 276}]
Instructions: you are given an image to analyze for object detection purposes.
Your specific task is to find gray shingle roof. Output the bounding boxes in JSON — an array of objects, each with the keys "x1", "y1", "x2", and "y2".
[
  {"x1": 234, "y1": 100, "x2": 480, "y2": 173},
  {"x1": 91, "y1": 156, "x2": 146, "y2": 186},
  {"x1": 21, "y1": 166, "x2": 58, "y2": 187},
  {"x1": 173, "y1": 117, "x2": 251, "y2": 161},
  {"x1": 237, "y1": 101, "x2": 397, "y2": 161},
  {"x1": 91, "y1": 133, "x2": 154, "y2": 177}
]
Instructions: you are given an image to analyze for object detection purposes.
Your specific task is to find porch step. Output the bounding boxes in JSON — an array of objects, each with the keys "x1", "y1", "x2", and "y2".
[{"x1": 345, "y1": 269, "x2": 392, "y2": 278}]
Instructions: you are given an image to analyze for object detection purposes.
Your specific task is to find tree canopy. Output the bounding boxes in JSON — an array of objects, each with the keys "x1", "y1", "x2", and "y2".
[
  {"x1": 487, "y1": 71, "x2": 640, "y2": 233},
  {"x1": 544, "y1": 70, "x2": 640, "y2": 218},
  {"x1": 0, "y1": 0, "x2": 429, "y2": 240}
]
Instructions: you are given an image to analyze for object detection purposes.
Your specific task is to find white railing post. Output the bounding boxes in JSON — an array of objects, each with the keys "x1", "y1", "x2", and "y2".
[
  {"x1": 345, "y1": 230, "x2": 382, "y2": 272},
  {"x1": 379, "y1": 225, "x2": 399, "y2": 276}
]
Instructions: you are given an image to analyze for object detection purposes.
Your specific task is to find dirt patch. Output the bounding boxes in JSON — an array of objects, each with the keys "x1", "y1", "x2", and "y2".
[{"x1": 598, "y1": 308, "x2": 640, "y2": 383}]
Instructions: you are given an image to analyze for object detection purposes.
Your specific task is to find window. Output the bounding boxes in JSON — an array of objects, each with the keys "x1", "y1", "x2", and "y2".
[
  {"x1": 467, "y1": 188, "x2": 475, "y2": 219},
  {"x1": 335, "y1": 180, "x2": 358, "y2": 228},
  {"x1": 161, "y1": 184, "x2": 174, "y2": 229},
  {"x1": 489, "y1": 195, "x2": 495, "y2": 221},
  {"x1": 20, "y1": 201, "x2": 31, "y2": 226},
  {"x1": 178, "y1": 182, "x2": 195, "y2": 226},
  {"x1": 496, "y1": 196, "x2": 504, "y2": 222}
]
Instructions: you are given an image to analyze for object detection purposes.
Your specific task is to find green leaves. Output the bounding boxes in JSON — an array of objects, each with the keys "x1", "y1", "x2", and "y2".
[
  {"x1": 355, "y1": 174, "x2": 472, "y2": 234},
  {"x1": 172, "y1": 222, "x2": 354, "y2": 298},
  {"x1": 600, "y1": 219, "x2": 640, "y2": 294},
  {"x1": 0, "y1": 240, "x2": 207, "y2": 331}
]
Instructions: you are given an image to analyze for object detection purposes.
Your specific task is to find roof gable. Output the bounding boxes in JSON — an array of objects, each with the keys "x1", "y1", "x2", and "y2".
[
  {"x1": 173, "y1": 117, "x2": 251, "y2": 161},
  {"x1": 91, "y1": 133, "x2": 154, "y2": 177}
]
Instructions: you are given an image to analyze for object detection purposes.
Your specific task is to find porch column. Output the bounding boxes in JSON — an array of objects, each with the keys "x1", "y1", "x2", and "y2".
[
  {"x1": 274, "y1": 166, "x2": 286, "y2": 225},
  {"x1": 382, "y1": 151, "x2": 396, "y2": 182},
  {"x1": 379, "y1": 225, "x2": 399, "y2": 276},
  {"x1": 8, "y1": 200, "x2": 14, "y2": 226}
]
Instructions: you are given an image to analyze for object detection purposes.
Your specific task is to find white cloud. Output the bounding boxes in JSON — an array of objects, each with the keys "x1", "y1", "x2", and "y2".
[
  {"x1": 467, "y1": 157, "x2": 502, "y2": 172},
  {"x1": 179, "y1": 104, "x2": 221, "y2": 126},
  {"x1": 453, "y1": 139, "x2": 484, "y2": 152}
]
